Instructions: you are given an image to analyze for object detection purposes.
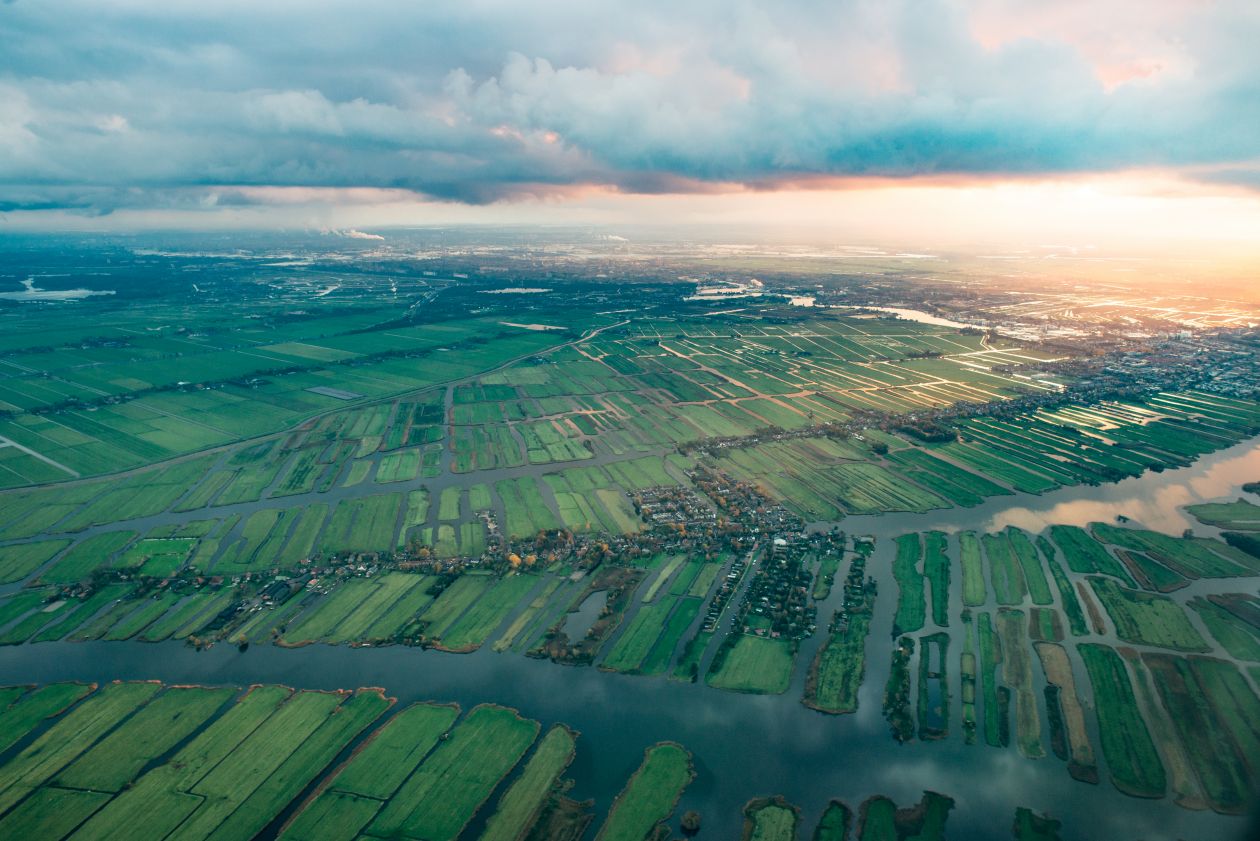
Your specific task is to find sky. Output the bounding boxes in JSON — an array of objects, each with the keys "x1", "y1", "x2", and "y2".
[{"x1": 2, "y1": 0, "x2": 1260, "y2": 253}]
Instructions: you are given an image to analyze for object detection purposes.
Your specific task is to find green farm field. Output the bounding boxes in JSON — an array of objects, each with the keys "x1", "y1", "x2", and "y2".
[
  {"x1": 706, "y1": 634, "x2": 796, "y2": 695},
  {"x1": 0, "y1": 259, "x2": 1258, "y2": 841}
]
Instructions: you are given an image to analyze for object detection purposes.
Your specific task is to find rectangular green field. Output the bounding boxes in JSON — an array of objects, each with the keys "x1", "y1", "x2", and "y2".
[
  {"x1": 367, "y1": 704, "x2": 540, "y2": 840},
  {"x1": 705, "y1": 634, "x2": 795, "y2": 695},
  {"x1": 437, "y1": 574, "x2": 539, "y2": 652}
]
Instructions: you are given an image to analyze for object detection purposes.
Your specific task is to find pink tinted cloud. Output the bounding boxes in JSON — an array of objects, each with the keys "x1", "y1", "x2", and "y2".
[{"x1": 967, "y1": 0, "x2": 1198, "y2": 90}]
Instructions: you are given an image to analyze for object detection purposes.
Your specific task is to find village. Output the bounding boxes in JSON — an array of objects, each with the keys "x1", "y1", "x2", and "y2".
[{"x1": 45, "y1": 460, "x2": 842, "y2": 657}]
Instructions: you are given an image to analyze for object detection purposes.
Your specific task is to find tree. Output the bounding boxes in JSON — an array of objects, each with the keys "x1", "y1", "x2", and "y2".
[{"x1": 681, "y1": 810, "x2": 701, "y2": 835}]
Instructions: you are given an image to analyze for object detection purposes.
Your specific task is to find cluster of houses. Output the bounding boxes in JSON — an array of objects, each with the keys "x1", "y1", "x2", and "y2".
[{"x1": 732, "y1": 534, "x2": 818, "y2": 641}]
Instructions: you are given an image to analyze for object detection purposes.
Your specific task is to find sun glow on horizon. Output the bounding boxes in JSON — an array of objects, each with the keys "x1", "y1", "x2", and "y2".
[{"x1": 12, "y1": 171, "x2": 1260, "y2": 271}]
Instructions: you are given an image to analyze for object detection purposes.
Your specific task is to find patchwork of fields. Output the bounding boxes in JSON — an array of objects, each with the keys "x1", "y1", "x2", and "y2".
[
  {"x1": 2, "y1": 295, "x2": 1259, "y2": 837},
  {"x1": 0, "y1": 383, "x2": 1252, "y2": 605},
  {"x1": 6, "y1": 507, "x2": 1258, "y2": 821},
  {"x1": 3, "y1": 291, "x2": 1257, "y2": 584},
  {"x1": 0, "y1": 317, "x2": 568, "y2": 483},
  {"x1": 0, "y1": 306, "x2": 1067, "y2": 486},
  {"x1": 0, "y1": 679, "x2": 701, "y2": 841},
  {"x1": 883, "y1": 522, "x2": 1260, "y2": 814},
  {"x1": 0, "y1": 677, "x2": 1075, "y2": 841}
]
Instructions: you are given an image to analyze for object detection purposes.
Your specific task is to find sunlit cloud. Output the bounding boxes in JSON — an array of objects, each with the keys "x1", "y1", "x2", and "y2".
[{"x1": 0, "y1": 0, "x2": 1257, "y2": 246}]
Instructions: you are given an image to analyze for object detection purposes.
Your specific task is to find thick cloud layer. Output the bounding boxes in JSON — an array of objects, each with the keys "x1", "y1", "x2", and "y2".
[{"x1": 1, "y1": 0, "x2": 1257, "y2": 214}]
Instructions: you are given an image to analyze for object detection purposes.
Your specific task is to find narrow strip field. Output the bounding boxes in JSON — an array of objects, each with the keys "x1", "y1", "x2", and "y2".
[
  {"x1": 1034, "y1": 642, "x2": 1097, "y2": 783},
  {"x1": 923, "y1": 531, "x2": 950, "y2": 627},
  {"x1": 891, "y1": 533, "x2": 925, "y2": 636},
  {"x1": 959, "y1": 531, "x2": 986, "y2": 607},
  {"x1": 595, "y1": 742, "x2": 694, "y2": 841},
  {"x1": 1078, "y1": 644, "x2": 1165, "y2": 798},
  {"x1": 479, "y1": 725, "x2": 578, "y2": 841},
  {"x1": 995, "y1": 611, "x2": 1040, "y2": 758}
]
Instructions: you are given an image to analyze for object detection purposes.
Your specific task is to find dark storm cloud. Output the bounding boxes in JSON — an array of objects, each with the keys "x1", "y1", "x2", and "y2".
[{"x1": 1, "y1": 0, "x2": 1258, "y2": 213}]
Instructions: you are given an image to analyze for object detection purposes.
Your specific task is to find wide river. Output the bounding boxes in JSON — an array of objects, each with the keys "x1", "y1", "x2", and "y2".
[{"x1": 2, "y1": 439, "x2": 1259, "y2": 840}]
